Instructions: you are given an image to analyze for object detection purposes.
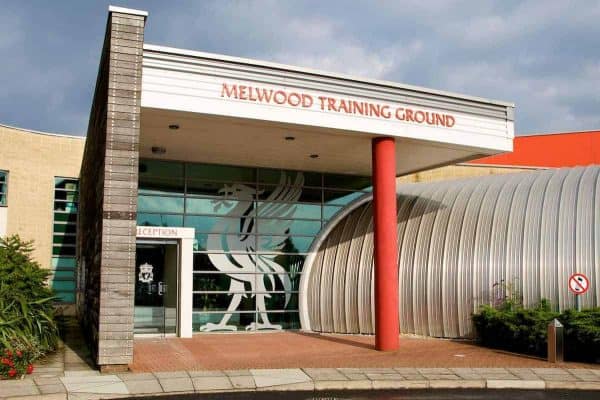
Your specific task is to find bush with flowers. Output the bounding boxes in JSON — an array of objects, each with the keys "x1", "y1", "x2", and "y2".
[
  {"x1": 0, "y1": 346, "x2": 36, "y2": 379},
  {"x1": 0, "y1": 235, "x2": 60, "y2": 379}
]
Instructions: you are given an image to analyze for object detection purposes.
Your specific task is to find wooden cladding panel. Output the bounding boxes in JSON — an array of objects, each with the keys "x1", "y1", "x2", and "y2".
[{"x1": 79, "y1": 10, "x2": 145, "y2": 368}]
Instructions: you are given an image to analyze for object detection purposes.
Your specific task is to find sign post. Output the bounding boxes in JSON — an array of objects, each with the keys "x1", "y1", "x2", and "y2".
[
  {"x1": 547, "y1": 318, "x2": 564, "y2": 363},
  {"x1": 568, "y1": 273, "x2": 590, "y2": 311}
]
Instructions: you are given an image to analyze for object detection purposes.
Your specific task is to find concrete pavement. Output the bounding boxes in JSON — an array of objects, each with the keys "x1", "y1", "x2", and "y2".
[
  {"x1": 2, "y1": 367, "x2": 600, "y2": 398},
  {"x1": 2, "y1": 320, "x2": 598, "y2": 398}
]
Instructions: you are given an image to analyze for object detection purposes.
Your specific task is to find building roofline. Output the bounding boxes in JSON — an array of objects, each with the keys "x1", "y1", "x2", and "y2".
[
  {"x1": 459, "y1": 162, "x2": 550, "y2": 170},
  {"x1": 517, "y1": 129, "x2": 600, "y2": 137},
  {"x1": 0, "y1": 123, "x2": 85, "y2": 140},
  {"x1": 143, "y1": 43, "x2": 515, "y2": 109},
  {"x1": 108, "y1": 5, "x2": 148, "y2": 18}
]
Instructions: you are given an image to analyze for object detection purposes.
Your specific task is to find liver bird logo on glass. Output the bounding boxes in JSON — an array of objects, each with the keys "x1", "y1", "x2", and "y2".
[
  {"x1": 138, "y1": 263, "x2": 154, "y2": 284},
  {"x1": 199, "y1": 172, "x2": 304, "y2": 332}
]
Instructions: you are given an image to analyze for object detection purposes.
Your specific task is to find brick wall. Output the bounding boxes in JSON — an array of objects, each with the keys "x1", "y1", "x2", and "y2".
[
  {"x1": 0, "y1": 125, "x2": 84, "y2": 268},
  {"x1": 78, "y1": 8, "x2": 145, "y2": 369},
  {"x1": 398, "y1": 164, "x2": 540, "y2": 184}
]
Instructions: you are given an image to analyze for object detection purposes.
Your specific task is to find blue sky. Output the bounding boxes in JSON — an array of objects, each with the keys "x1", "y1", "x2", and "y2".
[{"x1": 1, "y1": 0, "x2": 599, "y2": 136}]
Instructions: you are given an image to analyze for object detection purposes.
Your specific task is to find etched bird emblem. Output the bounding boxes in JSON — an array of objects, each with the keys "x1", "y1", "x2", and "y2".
[{"x1": 199, "y1": 172, "x2": 304, "y2": 331}]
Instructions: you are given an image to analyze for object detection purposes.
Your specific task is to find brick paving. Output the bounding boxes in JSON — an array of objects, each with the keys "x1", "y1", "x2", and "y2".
[
  {"x1": 130, "y1": 331, "x2": 598, "y2": 371},
  {"x1": 1, "y1": 324, "x2": 599, "y2": 399}
]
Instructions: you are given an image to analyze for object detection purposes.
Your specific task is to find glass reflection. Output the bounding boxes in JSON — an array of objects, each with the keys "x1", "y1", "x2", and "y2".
[
  {"x1": 137, "y1": 213, "x2": 183, "y2": 227},
  {"x1": 139, "y1": 159, "x2": 371, "y2": 331},
  {"x1": 192, "y1": 312, "x2": 255, "y2": 331},
  {"x1": 138, "y1": 195, "x2": 184, "y2": 213},
  {"x1": 193, "y1": 293, "x2": 256, "y2": 312},
  {"x1": 324, "y1": 190, "x2": 366, "y2": 206}
]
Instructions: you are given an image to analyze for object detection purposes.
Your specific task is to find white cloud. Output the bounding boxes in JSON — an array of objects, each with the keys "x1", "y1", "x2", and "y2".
[
  {"x1": 1, "y1": 0, "x2": 599, "y2": 135},
  {"x1": 269, "y1": 38, "x2": 422, "y2": 80}
]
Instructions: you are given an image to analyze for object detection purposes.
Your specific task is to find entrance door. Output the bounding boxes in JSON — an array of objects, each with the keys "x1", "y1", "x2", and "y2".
[{"x1": 134, "y1": 242, "x2": 178, "y2": 335}]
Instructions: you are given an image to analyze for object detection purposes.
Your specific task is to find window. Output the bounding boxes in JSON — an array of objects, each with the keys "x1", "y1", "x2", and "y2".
[
  {"x1": 0, "y1": 170, "x2": 7, "y2": 206},
  {"x1": 137, "y1": 160, "x2": 371, "y2": 331},
  {"x1": 51, "y1": 178, "x2": 79, "y2": 303}
]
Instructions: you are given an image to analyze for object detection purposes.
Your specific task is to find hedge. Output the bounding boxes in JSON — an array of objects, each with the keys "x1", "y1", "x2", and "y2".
[{"x1": 472, "y1": 299, "x2": 600, "y2": 363}]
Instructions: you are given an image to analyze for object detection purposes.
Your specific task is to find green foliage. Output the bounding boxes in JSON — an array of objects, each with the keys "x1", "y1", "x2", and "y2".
[
  {"x1": 0, "y1": 344, "x2": 37, "y2": 378},
  {"x1": 473, "y1": 299, "x2": 558, "y2": 357},
  {"x1": 473, "y1": 298, "x2": 600, "y2": 362},
  {"x1": 559, "y1": 308, "x2": 600, "y2": 362},
  {"x1": 0, "y1": 235, "x2": 60, "y2": 378}
]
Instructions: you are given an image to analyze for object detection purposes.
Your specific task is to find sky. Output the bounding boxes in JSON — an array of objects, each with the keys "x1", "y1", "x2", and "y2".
[{"x1": 0, "y1": 0, "x2": 599, "y2": 137}]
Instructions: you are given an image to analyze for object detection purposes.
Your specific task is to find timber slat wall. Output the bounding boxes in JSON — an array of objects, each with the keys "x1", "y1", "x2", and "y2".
[{"x1": 78, "y1": 9, "x2": 144, "y2": 368}]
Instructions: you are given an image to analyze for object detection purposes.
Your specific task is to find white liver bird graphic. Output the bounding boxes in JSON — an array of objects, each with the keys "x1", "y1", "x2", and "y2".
[{"x1": 199, "y1": 172, "x2": 304, "y2": 332}]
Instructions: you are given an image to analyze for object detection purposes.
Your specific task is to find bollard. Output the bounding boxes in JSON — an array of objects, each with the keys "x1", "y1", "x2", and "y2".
[{"x1": 547, "y1": 318, "x2": 564, "y2": 363}]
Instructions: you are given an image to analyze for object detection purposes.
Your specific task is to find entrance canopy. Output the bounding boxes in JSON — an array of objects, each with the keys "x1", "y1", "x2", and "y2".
[
  {"x1": 81, "y1": 6, "x2": 516, "y2": 367},
  {"x1": 140, "y1": 45, "x2": 514, "y2": 176}
]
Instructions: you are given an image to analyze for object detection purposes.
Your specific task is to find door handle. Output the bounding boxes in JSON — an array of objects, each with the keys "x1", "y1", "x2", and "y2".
[{"x1": 158, "y1": 282, "x2": 167, "y2": 296}]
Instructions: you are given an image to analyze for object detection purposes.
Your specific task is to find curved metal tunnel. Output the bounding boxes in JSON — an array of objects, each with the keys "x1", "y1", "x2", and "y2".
[{"x1": 299, "y1": 166, "x2": 600, "y2": 338}]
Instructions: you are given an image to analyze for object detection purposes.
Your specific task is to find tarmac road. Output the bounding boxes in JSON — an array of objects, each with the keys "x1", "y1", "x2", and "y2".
[{"x1": 121, "y1": 389, "x2": 600, "y2": 399}]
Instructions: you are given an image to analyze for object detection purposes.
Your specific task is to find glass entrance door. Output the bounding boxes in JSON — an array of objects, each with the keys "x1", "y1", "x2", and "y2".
[{"x1": 134, "y1": 242, "x2": 178, "y2": 335}]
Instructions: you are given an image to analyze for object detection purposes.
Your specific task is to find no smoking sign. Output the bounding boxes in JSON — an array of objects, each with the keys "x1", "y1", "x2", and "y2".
[{"x1": 568, "y1": 273, "x2": 590, "y2": 295}]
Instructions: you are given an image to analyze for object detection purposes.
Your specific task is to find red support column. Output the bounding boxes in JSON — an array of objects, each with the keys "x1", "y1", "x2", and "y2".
[{"x1": 372, "y1": 136, "x2": 399, "y2": 351}]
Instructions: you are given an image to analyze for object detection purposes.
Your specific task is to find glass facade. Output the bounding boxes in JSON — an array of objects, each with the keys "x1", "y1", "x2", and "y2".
[
  {"x1": 137, "y1": 159, "x2": 371, "y2": 332},
  {"x1": 51, "y1": 178, "x2": 79, "y2": 303},
  {"x1": 0, "y1": 170, "x2": 7, "y2": 206}
]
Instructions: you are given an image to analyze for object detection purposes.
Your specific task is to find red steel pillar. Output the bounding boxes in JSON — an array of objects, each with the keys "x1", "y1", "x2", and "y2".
[{"x1": 372, "y1": 136, "x2": 399, "y2": 351}]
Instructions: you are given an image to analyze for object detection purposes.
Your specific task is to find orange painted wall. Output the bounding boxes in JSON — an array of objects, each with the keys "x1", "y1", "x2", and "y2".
[{"x1": 471, "y1": 131, "x2": 600, "y2": 168}]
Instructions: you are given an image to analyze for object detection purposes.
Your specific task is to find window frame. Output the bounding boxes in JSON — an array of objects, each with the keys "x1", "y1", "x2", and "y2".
[
  {"x1": 0, "y1": 170, "x2": 8, "y2": 207},
  {"x1": 137, "y1": 159, "x2": 371, "y2": 330},
  {"x1": 51, "y1": 176, "x2": 79, "y2": 304}
]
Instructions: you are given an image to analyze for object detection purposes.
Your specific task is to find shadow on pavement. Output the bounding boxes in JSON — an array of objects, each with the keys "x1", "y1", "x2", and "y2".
[{"x1": 290, "y1": 331, "x2": 376, "y2": 351}]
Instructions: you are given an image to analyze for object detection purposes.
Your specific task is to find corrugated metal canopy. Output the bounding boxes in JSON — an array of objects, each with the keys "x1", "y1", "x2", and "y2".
[{"x1": 300, "y1": 166, "x2": 600, "y2": 338}]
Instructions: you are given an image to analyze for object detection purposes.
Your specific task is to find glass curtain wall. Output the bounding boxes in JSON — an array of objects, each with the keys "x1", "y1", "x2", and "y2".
[
  {"x1": 52, "y1": 178, "x2": 79, "y2": 303},
  {"x1": 137, "y1": 159, "x2": 371, "y2": 332}
]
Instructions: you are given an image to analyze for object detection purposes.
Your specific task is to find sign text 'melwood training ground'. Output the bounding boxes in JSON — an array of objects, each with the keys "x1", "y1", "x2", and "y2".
[{"x1": 221, "y1": 82, "x2": 456, "y2": 128}]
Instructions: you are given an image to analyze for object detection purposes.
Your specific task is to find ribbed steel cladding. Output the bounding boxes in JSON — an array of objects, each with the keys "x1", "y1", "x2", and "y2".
[{"x1": 305, "y1": 166, "x2": 600, "y2": 338}]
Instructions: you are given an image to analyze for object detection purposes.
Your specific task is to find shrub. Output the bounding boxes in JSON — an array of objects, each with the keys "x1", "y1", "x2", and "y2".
[
  {"x1": 473, "y1": 298, "x2": 600, "y2": 362},
  {"x1": 0, "y1": 235, "x2": 60, "y2": 378},
  {"x1": 472, "y1": 299, "x2": 558, "y2": 357},
  {"x1": 560, "y1": 308, "x2": 600, "y2": 362},
  {"x1": 0, "y1": 344, "x2": 36, "y2": 378}
]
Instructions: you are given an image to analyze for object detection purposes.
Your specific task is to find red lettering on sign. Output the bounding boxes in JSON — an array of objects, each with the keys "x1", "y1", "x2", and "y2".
[
  {"x1": 257, "y1": 88, "x2": 273, "y2": 103},
  {"x1": 339, "y1": 99, "x2": 350, "y2": 114},
  {"x1": 353, "y1": 101, "x2": 365, "y2": 115},
  {"x1": 327, "y1": 97, "x2": 338, "y2": 112},
  {"x1": 302, "y1": 94, "x2": 313, "y2": 108},
  {"x1": 395, "y1": 108, "x2": 405, "y2": 120},
  {"x1": 414, "y1": 111, "x2": 425, "y2": 123},
  {"x1": 288, "y1": 92, "x2": 301, "y2": 106},
  {"x1": 446, "y1": 115, "x2": 456, "y2": 128},
  {"x1": 238, "y1": 85, "x2": 248, "y2": 100},
  {"x1": 220, "y1": 82, "x2": 456, "y2": 129},
  {"x1": 273, "y1": 90, "x2": 286, "y2": 104},
  {"x1": 318, "y1": 96, "x2": 327, "y2": 110},
  {"x1": 221, "y1": 83, "x2": 237, "y2": 98},
  {"x1": 381, "y1": 105, "x2": 391, "y2": 119}
]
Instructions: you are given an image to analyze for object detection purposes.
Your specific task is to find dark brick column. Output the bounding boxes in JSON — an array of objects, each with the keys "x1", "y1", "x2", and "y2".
[{"x1": 78, "y1": 7, "x2": 146, "y2": 371}]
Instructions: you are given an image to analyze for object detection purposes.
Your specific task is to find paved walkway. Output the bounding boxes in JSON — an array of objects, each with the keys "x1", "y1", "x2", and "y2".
[
  {"x1": 1, "y1": 367, "x2": 600, "y2": 398},
  {"x1": 1, "y1": 322, "x2": 599, "y2": 399},
  {"x1": 131, "y1": 331, "x2": 597, "y2": 371}
]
